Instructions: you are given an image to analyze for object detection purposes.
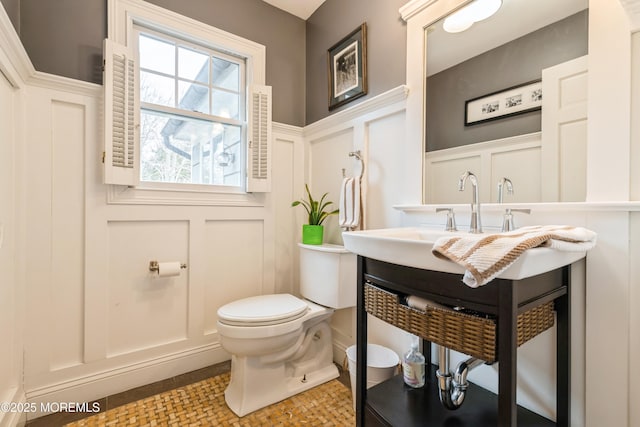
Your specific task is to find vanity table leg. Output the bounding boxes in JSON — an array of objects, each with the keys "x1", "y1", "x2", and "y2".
[
  {"x1": 556, "y1": 266, "x2": 571, "y2": 426},
  {"x1": 422, "y1": 339, "x2": 432, "y2": 367},
  {"x1": 356, "y1": 256, "x2": 367, "y2": 427},
  {"x1": 497, "y1": 281, "x2": 518, "y2": 427}
]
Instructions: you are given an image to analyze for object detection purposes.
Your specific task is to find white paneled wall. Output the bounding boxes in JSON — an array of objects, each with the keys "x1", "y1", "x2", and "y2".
[
  {"x1": 106, "y1": 220, "x2": 190, "y2": 357},
  {"x1": 18, "y1": 69, "x2": 302, "y2": 417},
  {"x1": 203, "y1": 219, "x2": 266, "y2": 333},
  {"x1": 304, "y1": 86, "x2": 410, "y2": 362},
  {"x1": 304, "y1": 86, "x2": 410, "y2": 240},
  {"x1": 0, "y1": 39, "x2": 25, "y2": 426},
  {"x1": 49, "y1": 100, "x2": 86, "y2": 372},
  {"x1": 631, "y1": 212, "x2": 640, "y2": 426},
  {"x1": 366, "y1": 111, "x2": 407, "y2": 229},
  {"x1": 309, "y1": 129, "x2": 355, "y2": 244},
  {"x1": 272, "y1": 125, "x2": 304, "y2": 295}
]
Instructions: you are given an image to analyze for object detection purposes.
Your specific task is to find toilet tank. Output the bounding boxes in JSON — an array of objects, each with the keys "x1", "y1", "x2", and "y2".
[{"x1": 298, "y1": 243, "x2": 356, "y2": 309}]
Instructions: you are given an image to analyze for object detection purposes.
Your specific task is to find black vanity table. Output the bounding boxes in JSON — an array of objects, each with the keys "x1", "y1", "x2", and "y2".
[{"x1": 354, "y1": 256, "x2": 572, "y2": 427}]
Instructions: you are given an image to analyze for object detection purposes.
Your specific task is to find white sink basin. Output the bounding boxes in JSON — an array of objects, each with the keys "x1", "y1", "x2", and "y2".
[{"x1": 342, "y1": 227, "x2": 586, "y2": 281}]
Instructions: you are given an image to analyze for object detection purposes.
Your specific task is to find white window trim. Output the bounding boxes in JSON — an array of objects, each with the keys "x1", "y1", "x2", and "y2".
[
  {"x1": 108, "y1": 0, "x2": 265, "y2": 84},
  {"x1": 106, "y1": 0, "x2": 268, "y2": 206}
]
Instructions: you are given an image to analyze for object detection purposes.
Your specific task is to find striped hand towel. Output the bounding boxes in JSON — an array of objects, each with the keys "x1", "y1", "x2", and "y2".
[{"x1": 432, "y1": 225, "x2": 597, "y2": 287}]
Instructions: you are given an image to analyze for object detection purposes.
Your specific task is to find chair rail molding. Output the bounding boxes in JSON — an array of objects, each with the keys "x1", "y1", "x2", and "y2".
[{"x1": 303, "y1": 85, "x2": 408, "y2": 138}]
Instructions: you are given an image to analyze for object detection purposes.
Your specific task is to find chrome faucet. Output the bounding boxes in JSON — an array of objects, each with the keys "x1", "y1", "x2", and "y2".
[
  {"x1": 497, "y1": 177, "x2": 513, "y2": 203},
  {"x1": 496, "y1": 177, "x2": 531, "y2": 231},
  {"x1": 458, "y1": 171, "x2": 482, "y2": 233}
]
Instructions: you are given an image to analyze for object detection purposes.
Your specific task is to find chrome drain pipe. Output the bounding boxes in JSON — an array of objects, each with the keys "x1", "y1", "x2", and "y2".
[{"x1": 436, "y1": 345, "x2": 484, "y2": 410}]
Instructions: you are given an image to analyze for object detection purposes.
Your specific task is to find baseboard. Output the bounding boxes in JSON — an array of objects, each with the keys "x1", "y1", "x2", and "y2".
[
  {"x1": 331, "y1": 326, "x2": 354, "y2": 369},
  {"x1": 25, "y1": 344, "x2": 229, "y2": 420}
]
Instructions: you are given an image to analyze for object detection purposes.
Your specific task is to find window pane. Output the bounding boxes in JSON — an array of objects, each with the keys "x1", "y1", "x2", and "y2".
[
  {"x1": 213, "y1": 58, "x2": 239, "y2": 91},
  {"x1": 214, "y1": 125, "x2": 242, "y2": 186},
  {"x1": 139, "y1": 34, "x2": 175, "y2": 75},
  {"x1": 140, "y1": 110, "x2": 241, "y2": 186},
  {"x1": 179, "y1": 47, "x2": 209, "y2": 83},
  {"x1": 179, "y1": 81, "x2": 209, "y2": 114},
  {"x1": 140, "y1": 110, "x2": 193, "y2": 184},
  {"x1": 140, "y1": 71, "x2": 175, "y2": 107},
  {"x1": 212, "y1": 89, "x2": 239, "y2": 119}
]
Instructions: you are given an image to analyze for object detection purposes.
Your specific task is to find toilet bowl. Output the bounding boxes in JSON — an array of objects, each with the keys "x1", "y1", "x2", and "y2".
[{"x1": 216, "y1": 243, "x2": 356, "y2": 417}]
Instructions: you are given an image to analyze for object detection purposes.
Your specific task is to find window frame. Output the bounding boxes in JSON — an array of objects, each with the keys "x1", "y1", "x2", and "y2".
[
  {"x1": 106, "y1": 0, "x2": 268, "y2": 205},
  {"x1": 134, "y1": 26, "x2": 247, "y2": 192}
]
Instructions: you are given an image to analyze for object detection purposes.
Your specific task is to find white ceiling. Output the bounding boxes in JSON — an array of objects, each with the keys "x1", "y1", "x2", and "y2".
[{"x1": 261, "y1": 0, "x2": 327, "y2": 20}]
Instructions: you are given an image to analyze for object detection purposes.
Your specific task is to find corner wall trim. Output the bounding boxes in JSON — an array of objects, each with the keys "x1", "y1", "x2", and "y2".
[{"x1": 0, "y1": 387, "x2": 26, "y2": 426}]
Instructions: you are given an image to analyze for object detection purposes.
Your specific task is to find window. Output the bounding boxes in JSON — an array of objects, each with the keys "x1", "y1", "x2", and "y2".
[
  {"x1": 104, "y1": 0, "x2": 271, "y2": 199},
  {"x1": 137, "y1": 29, "x2": 245, "y2": 188}
]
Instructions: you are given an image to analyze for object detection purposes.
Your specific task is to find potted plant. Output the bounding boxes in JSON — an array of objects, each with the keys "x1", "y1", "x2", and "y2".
[{"x1": 291, "y1": 184, "x2": 339, "y2": 245}]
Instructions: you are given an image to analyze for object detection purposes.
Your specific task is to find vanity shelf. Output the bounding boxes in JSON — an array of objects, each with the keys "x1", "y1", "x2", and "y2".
[
  {"x1": 365, "y1": 368, "x2": 555, "y2": 426},
  {"x1": 355, "y1": 257, "x2": 572, "y2": 427}
]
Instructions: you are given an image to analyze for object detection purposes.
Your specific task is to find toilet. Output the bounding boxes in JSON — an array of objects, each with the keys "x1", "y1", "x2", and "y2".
[{"x1": 216, "y1": 243, "x2": 356, "y2": 416}]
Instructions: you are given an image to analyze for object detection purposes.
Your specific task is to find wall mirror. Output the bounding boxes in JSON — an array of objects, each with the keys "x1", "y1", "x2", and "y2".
[{"x1": 423, "y1": 0, "x2": 588, "y2": 204}]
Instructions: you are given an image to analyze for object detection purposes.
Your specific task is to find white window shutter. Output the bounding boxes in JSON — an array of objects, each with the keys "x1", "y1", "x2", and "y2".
[
  {"x1": 103, "y1": 38, "x2": 138, "y2": 186},
  {"x1": 247, "y1": 84, "x2": 272, "y2": 192}
]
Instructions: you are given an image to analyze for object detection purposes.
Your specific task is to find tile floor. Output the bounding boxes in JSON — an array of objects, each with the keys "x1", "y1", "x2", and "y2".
[{"x1": 25, "y1": 361, "x2": 350, "y2": 427}]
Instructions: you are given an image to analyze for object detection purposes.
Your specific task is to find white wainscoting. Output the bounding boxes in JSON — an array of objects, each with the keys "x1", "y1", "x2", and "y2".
[
  {"x1": 20, "y1": 72, "x2": 303, "y2": 418},
  {"x1": 630, "y1": 212, "x2": 640, "y2": 426},
  {"x1": 303, "y1": 85, "x2": 410, "y2": 362},
  {"x1": 0, "y1": 17, "x2": 26, "y2": 425}
]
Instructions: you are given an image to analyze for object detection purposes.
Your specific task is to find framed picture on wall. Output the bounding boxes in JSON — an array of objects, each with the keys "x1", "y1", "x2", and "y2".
[
  {"x1": 327, "y1": 23, "x2": 367, "y2": 111},
  {"x1": 464, "y1": 80, "x2": 542, "y2": 126}
]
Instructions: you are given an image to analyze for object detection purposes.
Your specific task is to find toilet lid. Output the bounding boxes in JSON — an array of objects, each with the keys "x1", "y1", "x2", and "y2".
[{"x1": 217, "y1": 294, "x2": 309, "y2": 326}]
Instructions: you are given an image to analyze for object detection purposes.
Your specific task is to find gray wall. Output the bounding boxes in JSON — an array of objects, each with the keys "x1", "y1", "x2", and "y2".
[
  {"x1": 305, "y1": 0, "x2": 407, "y2": 125},
  {"x1": 426, "y1": 10, "x2": 588, "y2": 152},
  {"x1": 0, "y1": 0, "x2": 18, "y2": 32},
  {"x1": 19, "y1": 0, "x2": 107, "y2": 85},
  {"x1": 1, "y1": 0, "x2": 306, "y2": 127}
]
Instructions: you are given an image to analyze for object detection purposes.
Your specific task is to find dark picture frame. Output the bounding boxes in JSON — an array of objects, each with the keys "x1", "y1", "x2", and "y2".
[
  {"x1": 327, "y1": 23, "x2": 367, "y2": 111},
  {"x1": 464, "y1": 80, "x2": 542, "y2": 126}
]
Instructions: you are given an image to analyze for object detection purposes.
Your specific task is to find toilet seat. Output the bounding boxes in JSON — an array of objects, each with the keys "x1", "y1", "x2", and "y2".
[{"x1": 217, "y1": 294, "x2": 309, "y2": 327}]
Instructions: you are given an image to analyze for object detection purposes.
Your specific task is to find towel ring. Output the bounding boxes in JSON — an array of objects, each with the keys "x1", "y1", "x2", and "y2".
[{"x1": 349, "y1": 150, "x2": 365, "y2": 179}]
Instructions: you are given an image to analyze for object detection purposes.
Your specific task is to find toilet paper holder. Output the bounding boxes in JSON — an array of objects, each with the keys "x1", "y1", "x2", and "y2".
[{"x1": 149, "y1": 260, "x2": 187, "y2": 273}]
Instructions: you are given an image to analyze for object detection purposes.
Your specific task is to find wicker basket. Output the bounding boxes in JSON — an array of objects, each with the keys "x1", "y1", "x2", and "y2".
[{"x1": 364, "y1": 283, "x2": 554, "y2": 363}]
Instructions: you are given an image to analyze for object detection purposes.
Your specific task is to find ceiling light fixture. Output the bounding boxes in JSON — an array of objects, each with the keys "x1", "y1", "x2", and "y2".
[{"x1": 443, "y1": 0, "x2": 502, "y2": 33}]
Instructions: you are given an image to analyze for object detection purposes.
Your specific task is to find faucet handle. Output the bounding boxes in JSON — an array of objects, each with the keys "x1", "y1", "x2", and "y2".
[
  {"x1": 501, "y1": 208, "x2": 531, "y2": 232},
  {"x1": 436, "y1": 208, "x2": 458, "y2": 232},
  {"x1": 511, "y1": 208, "x2": 531, "y2": 215}
]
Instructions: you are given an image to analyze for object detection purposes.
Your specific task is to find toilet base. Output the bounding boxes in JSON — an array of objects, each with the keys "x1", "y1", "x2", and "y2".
[
  {"x1": 224, "y1": 358, "x2": 339, "y2": 417},
  {"x1": 223, "y1": 320, "x2": 339, "y2": 417}
]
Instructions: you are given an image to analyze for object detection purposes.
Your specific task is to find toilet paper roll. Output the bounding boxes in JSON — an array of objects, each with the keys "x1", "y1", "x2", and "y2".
[{"x1": 156, "y1": 261, "x2": 182, "y2": 277}]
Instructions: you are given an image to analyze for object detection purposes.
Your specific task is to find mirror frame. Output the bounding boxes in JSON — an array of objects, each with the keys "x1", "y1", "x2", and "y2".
[{"x1": 401, "y1": 0, "x2": 476, "y2": 204}]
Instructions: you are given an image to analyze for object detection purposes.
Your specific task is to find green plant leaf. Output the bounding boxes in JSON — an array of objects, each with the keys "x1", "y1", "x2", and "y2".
[{"x1": 291, "y1": 184, "x2": 340, "y2": 226}]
